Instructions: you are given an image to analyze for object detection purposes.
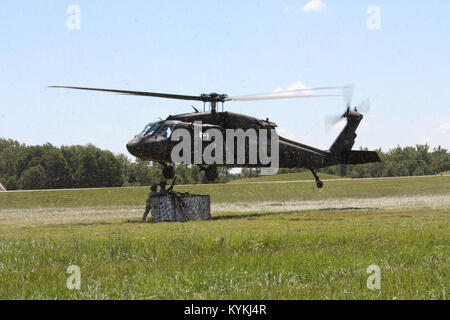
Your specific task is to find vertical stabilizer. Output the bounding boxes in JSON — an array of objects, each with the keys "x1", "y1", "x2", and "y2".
[{"x1": 329, "y1": 109, "x2": 363, "y2": 154}]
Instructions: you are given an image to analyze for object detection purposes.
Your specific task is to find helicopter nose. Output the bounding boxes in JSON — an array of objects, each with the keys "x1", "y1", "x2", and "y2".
[{"x1": 126, "y1": 137, "x2": 141, "y2": 156}]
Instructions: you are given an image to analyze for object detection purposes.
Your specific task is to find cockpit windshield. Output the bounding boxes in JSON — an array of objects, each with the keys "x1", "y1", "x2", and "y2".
[
  {"x1": 137, "y1": 122, "x2": 159, "y2": 137},
  {"x1": 137, "y1": 121, "x2": 180, "y2": 138}
]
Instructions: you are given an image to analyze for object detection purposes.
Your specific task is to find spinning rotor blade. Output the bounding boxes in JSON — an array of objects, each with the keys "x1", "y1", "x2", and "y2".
[
  {"x1": 228, "y1": 93, "x2": 343, "y2": 102},
  {"x1": 49, "y1": 85, "x2": 206, "y2": 102},
  {"x1": 50, "y1": 84, "x2": 353, "y2": 104},
  {"x1": 343, "y1": 83, "x2": 354, "y2": 107},
  {"x1": 228, "y1": 86, "x2": 344, "y2": 100},
  {"x1": 356, "y1": 97, "x2": 371, "y2": 114},
  {"x1": 324, "y1": 83, "x2": 355, "y2": 128},
  {"x1": 227, "y1": 86, "x2": 345, "y2": 102},
  {"x1": 325, "y1": 96, "x2": 371, "y2": 129},
  {"x1": 325, "y1": 114, "x2": 344, "y2": 128}
]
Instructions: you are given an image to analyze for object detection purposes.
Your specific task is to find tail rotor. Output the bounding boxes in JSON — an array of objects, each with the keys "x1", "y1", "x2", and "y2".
[{"x1": 325, "y1": 84, "x2": 371, "y2": 129}]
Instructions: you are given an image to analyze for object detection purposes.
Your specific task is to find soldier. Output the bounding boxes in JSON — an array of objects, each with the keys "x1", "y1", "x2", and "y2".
[
  {"x1": 142, "y1": 184, "x2": 158, "y2": 222},
  {"x1": 167, "y1": 176, "x2": 176, "y2": 193},
  {"x1": 159, "y1": 180, "x2": 168, "y2": 195}
]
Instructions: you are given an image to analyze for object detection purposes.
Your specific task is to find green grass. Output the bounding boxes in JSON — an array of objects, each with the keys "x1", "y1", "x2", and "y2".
[
  {"x1": 1, "y1": 176, "x2": 449, "y2": 209},
  {"x1": 0, "y1": 208, "x2": 448, "y2": 299},
  {"x1": 230, "y1": 171, "x2": 341, "y2": 183},
  {"x1": 0, "y1": 176, "x2": 448, "y2": 299}
]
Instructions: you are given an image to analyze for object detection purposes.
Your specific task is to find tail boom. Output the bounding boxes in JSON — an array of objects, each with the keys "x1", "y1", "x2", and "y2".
[{"x1": 340, "y1": 150, "x2": 381, "y2": 165}]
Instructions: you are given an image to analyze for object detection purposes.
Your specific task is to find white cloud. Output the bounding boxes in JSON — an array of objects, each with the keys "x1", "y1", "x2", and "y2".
[
  {"x1": 287, "y1": 81, "x2": 312, "y2": 92},
  {"x1": 284, "y1": 7, "x2": 289, "y2": 14},
  {"x1": 435, "y1": 122, "x2": 450, "y2": 134},
  {"x1": 301, "y1": 0, "x2": 327, "y2": 13},
  {"x1": 87, "y1": 137, "x2": 99, "y2": 144},
  {"x1": 273, "y1": 86, "x2": 283, "y2": 93},
  {"x1": 273, "y1": 81, "x2": 314, "y2": 96}
]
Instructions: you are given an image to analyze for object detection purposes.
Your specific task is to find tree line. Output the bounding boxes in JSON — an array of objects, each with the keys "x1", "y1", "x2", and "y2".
[
  {"x1": 0, "y1": 138, "x2": 448, "y2": 190},
  {"x1": 276, "y1": 144, "x2": 450, "y2": 178},
  {"x1": 0, "y1": 138, "x2": 231, "y2": 190},
  {"x1": 321, "y1": 145, "x2": 450, "y2": 178}
]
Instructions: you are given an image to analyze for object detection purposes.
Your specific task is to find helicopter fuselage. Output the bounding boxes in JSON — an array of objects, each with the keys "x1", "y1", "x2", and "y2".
[{"x1": 126, "y1": 112, "x2": 341, "y2": 170}]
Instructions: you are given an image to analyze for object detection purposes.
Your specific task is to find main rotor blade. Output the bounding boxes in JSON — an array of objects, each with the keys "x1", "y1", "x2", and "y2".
[
  {"x1": 227, "y1": 86, "x2": 345, "y2": 101},
  {"x1": 227, "y1": 93, "x2": 343, "y2": 102},
  {"x1": 49, "y1": 85, "x2": 206, "y2": 102}
]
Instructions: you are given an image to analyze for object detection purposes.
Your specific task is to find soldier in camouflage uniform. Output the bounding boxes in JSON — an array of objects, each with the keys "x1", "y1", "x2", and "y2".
[
  {"x1": 142, "y1": 184, "x2": 159, "y2": 222},
  {"x1": 159, "y1": 180, "x2": 168, "y2": 195}
]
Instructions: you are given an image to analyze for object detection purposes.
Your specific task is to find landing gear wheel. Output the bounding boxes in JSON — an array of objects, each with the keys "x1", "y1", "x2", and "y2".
[
  {"x1": 162, "y1": 164, "x2": 175, "y2": 180},
  {"x1": 205, "y1": 165, "x2": 218, "y2": 181},
  {"x1": 310, "y1": 168, "x2": 324, "y2": 189}
]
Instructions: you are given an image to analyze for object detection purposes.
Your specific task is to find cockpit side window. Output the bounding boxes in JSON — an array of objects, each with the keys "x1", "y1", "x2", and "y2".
[{"x1": 154, "y1": 124, "x2": 174, "y2": 138}]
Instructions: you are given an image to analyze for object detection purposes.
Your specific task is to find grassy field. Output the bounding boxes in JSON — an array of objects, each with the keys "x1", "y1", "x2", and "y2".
[
  {"x1": 0, "y1": 176, "x2": 448, "y2": 299},
  {"x1": 1, "y1": 175, "x2": 449, "y2": 209},
  {"x1": 229, "y1": 171, "x2": 341, "y2": 183}
]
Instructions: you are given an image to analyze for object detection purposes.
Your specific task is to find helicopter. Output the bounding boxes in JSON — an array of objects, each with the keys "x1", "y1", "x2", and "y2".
[{"x1": 50, "y1": 84, "x2": 381, "y2": 188}]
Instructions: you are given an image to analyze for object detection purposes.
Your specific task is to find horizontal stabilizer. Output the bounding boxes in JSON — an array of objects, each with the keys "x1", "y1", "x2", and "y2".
[{"x1": 341, "y1": 150, "x2": 381, "y2": 165}]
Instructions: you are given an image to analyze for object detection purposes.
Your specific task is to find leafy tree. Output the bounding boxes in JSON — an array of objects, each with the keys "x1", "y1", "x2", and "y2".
[
  {"x1": 18, "y1": 165, "x2": 46, "y2": 190},
  {"x1": 0, "y1": 139, "x2": 25, "y2": 189}
]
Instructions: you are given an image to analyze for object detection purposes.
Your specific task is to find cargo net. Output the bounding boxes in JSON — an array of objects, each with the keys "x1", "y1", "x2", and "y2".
[{"x1": 150, "y1": 193, "x2": 211, "y2": 222}]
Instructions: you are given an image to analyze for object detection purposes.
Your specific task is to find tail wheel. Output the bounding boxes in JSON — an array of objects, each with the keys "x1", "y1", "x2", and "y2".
[
  {"x1": 162, "y1": 164, "x2": 175, "y2": 180},
  {"x1": 205, "y1": 165, "x2": 218, "y2": 181},
  {"x1": 310, "y1": 168, "x2": 324, "y2": 189}
]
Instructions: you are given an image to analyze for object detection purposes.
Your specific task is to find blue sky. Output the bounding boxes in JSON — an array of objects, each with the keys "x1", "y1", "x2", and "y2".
[{"x1": 1, "y1": 0, "x2": 449, "y2": 159}]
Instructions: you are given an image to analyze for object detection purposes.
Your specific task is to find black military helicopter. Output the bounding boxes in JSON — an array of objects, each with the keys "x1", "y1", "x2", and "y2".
[{"x1": 51, "y1": 84, "x2": 380, "y2": 188}]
